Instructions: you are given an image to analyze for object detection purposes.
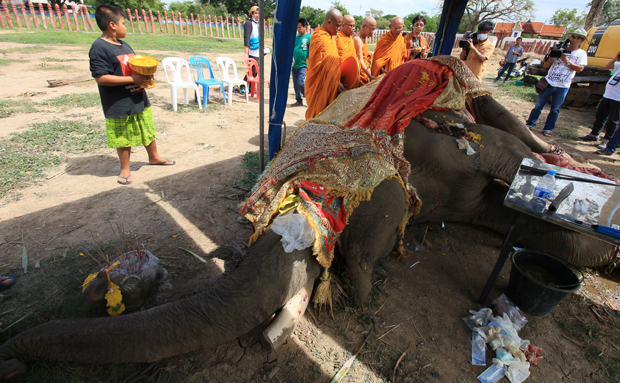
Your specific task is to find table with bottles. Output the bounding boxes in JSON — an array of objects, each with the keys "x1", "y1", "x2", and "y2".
[{"x1": 478, "y1": 158, "x2": 620, "y2": 304}]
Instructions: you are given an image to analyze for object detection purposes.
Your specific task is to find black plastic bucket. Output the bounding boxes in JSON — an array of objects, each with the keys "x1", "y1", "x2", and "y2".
[{"x1": 507, "y1": 250, "x2": 583, "y2": 317}]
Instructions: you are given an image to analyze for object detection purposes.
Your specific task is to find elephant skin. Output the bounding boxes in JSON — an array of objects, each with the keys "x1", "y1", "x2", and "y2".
[{"x1": 0, "y1": 95, "x2": 616, "y2": 379}]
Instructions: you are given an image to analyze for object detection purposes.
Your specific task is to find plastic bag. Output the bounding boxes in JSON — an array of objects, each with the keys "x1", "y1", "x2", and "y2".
[
  {"x1": 456, "y1": 138, "x2": 476, "y2": 154},
  {"x1": 271, "y1": 213, "x2": 315, "y2": 253},
  {"x1": 504, "y1": 361, "x2": 531, "y2": 383},
  {"x1": 477, "y1": 363, "x2": 506, "y2": 383},
  {"x1": 472, "y1": 333, "x2": 486, "y2": 366},
  {"x1": 493, "y1": 294, "x2": 527, "y2": 332}
]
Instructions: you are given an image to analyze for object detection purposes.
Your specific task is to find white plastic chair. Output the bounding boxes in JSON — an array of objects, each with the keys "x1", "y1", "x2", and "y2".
[
  {"x1": 216, "y1": 57, "x2": 248, "y2": 105},
  {"x1": 162, "y1": 57, "x2": 202, "y2": 112}
]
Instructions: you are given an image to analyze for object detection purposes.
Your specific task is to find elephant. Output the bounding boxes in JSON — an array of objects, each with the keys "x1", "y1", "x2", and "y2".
[{"x1": 0, "y1": 57, "x2": 616, "y2": 379}]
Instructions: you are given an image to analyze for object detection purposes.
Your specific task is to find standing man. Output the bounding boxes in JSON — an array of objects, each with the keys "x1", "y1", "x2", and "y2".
[
  {"x1": 291, "y1": 17, "x2": 310, "y2": 106},
  {"x1": 336, "y1": 14, "x2": 360, "y2": 89},
  {"x1": 243, "y1": 5, "x2": 260, "y2": 85},
  {"x1": 495, "y1": 37, "x2": 523, "y2": 83},
  {"x1": 526, "y1": 29, "x2": 588, "y2": 137},
  {"x1": 371, "y1": 17, "x2": 407, "y2": 77},
  {"x1": 354, "y1": 16, "x2": 376, "y2": 85},
  {"x1": 460, "y1": 21, "x2": 495, "y2": 82},
  {"x1": 405, "y1": 15, "x2": 429, "y2": 60},
  {"x1": 581, "y1": 50, "x2": 620, "y2": 145},
  {"x1": 305, "y1": 9, "x2": 345, "y2": 120}
]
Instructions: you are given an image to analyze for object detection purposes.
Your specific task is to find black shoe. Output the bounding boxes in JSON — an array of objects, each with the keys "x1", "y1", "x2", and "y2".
[
  {"x1": 290, "y1": 101, "x2": 303, "y2": 106},
  {"x1": 579, "y1": 134, "x2": 598, "y2": 142}
]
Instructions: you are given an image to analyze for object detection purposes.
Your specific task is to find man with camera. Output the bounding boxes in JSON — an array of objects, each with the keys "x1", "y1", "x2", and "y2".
[
  {"x1": 459, "y1": 21, "x2": 495, "y2": 81},
  {"x1": 525, "y1": 29, "x2": 588, "y2": 137}
]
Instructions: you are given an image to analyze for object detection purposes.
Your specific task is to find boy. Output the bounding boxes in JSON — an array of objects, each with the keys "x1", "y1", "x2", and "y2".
[{"x1": 89, "y1": 5, "x2": 174, "y2": 186}]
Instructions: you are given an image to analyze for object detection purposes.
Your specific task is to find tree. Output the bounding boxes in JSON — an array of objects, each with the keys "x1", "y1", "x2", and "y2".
[
  {"x1": 404, "y1": 12, "x2": 440, "y2": 32},
  {"x1": 84, "y1": 0, "x2": 165, "y2": 12},
  {"x1": 550, "y1": 8, "x2": 587, "y2": 34},
  {"x1": 299, "y1": 6, "x2": 325, "y2": 28},
  {"x1": 593, "y1": 0, "x2": 620, "y2": 26},
  {"x1": 441, "y1": 0, "x2": 536, "y2": 33},
  {"x1": 330, "y1": 1, "x2": 349, "y2": 16},
  {"x1": 217, "y1": 0, "x2": 275, "y2": 17},
  {"x1": 365, "y1": 8, "x2": 384, "y2": 19},
  {"x1": 585, "y1": 0, "x2": 607, "y2": 29}
]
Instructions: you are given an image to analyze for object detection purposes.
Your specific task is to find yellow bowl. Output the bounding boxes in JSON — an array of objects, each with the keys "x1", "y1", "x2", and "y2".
[{"x1": 128, "y1": 55, "x2": 159, "y2": 76}]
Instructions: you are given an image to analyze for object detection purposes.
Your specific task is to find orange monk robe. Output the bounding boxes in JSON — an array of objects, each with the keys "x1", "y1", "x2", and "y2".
[
  {"x1": 306, "y1": 27, "x2": 341, "y2": 120},
  {"x1": 359, "y1": 39, "x2": 373, "y2": 84},
  {"x1": 336, "y1": 31, "x2": 360, "y2": 89},
  {"x1": 370, "y1": 32, "x2": 407, "y2": 77}
]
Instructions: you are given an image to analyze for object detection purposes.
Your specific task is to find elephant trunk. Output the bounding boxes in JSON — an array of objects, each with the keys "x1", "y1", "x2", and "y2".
[{"x1": 0, "y1": 231, "x2": 320, "y2": 375}]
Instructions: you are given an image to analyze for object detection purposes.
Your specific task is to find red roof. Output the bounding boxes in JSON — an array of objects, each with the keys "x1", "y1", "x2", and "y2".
[
  {"x1": 494, "y1": 22, "x2": 515, "y2": 32},
  {"x1": 540, "y1": 25, "x2": 566, "y2": 38},
  {"x1": 529, "y1": 22, "x2": 544, "y2": 33}
]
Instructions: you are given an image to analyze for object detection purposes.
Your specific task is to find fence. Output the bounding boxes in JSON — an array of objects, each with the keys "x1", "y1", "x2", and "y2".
[
  {"x1": 0, "y1": 0, "x2": 272, "y2": 39},
  {"x1": 499, "y1": 37, "x2": 556, "y2": 55}
]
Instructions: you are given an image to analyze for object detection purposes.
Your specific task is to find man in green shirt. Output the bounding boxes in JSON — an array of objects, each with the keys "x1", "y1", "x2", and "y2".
[{"x1": 292, "y1": 17, "x2": 310, "y2": 106}]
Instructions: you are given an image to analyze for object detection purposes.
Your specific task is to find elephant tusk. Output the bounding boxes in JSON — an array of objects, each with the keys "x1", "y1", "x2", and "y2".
[{"x1": 261, "y1": 278, "x2": 315, "y2": 351}]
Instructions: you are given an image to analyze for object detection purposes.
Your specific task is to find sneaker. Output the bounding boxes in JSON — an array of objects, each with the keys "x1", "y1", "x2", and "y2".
[
  {"x1": 493, "y1": 78, "x2": 499, "y2": 83},
  {"x1": 597, "y1": 144, "x2": 607, "y2": 150},
  {"x1": 290, "y1": 101, "x2": 303, "y2": 107},
  {"x1": 595, "y1": 148, "x2": 614, "y2": 156},
  {"x1": 579, "y1": 134, "x2": 598, "y2": 142},
  {"x1": 601, "y1": 138, "x2": 610, "y2": 144}
]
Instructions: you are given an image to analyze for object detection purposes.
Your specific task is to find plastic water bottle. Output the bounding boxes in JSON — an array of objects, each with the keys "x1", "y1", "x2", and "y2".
[{"x1": 530, "y1": 170, "x2": 556, "y2": 212}]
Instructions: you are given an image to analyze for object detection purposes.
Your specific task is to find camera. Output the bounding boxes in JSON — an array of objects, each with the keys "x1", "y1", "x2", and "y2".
[
  {"x1": 548, "y1": 38, "x2": 571, "y2": 58},
  {"x1": 458, "y1": 31, "x2": 479, "y2": 49}
]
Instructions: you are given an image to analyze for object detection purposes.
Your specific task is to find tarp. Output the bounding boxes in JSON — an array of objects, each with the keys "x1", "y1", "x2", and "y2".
[{"x1": 267, "y1": 0, "x2": 469, "y2": 160}]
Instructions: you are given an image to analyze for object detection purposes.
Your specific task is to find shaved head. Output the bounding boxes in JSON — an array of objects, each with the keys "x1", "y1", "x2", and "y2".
[
  {"x1": 389, "y1": 17, "x2": 404, "y2": 37},
  {"x1": 342, "y1": 15, "x2": 356, "y2": 37},
  {"x1": 323, "y1": 8, "x2": 343, "y2": 36},
  {"x1": 362, "y1": 16, "x2": 376, "y2": 28}
]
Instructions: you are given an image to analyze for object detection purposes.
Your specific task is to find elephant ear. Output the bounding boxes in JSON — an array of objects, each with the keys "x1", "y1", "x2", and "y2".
[{"x1": 120, "y1": 275, "x2": 141, "y2": 296}]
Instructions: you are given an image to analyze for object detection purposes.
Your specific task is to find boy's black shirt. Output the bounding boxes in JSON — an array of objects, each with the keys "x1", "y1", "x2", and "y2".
[{"x1": 89, "y1": 37, "x2": 150, "y2": 119}]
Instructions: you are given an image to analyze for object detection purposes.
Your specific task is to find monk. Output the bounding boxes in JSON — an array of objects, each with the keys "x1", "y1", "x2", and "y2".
[
  {"x1": 354, "y1": 16, "x2": 376, "y2": 85},
  {"x1": 305, "y1": 9, "x2": 345, "y2": 120},
  {"x1": 336, "y1": 14, "x2": 360, "y2": 89},
  {"x1": 370, "y1": 17, "x2": 407, "y2": 77}
]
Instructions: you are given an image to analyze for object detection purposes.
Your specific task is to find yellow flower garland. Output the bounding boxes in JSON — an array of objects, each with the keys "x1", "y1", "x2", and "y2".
[
  {"x1": 105, "y1": 282, "x2": 125, "y2": 316},
  {"x1": 82, "y1": 273, "x2": 97, "y2": 292}
]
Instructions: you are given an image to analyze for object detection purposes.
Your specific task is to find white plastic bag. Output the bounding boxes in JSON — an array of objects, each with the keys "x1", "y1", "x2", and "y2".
[{"x1": 271, "y1": 213, "x2": 315, "y2": 253}]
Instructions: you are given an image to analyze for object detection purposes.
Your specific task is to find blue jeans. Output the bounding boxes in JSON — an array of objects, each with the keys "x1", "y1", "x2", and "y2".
[
  {"x1": 496, "y1": 62, "x2": 516, "y2": 82},
  {"x1": 526, "y1": 85, "x2": 570, "y2": 132},
  {"x1": 292, "y1": 67, "x2": 306, "y2": 103}
]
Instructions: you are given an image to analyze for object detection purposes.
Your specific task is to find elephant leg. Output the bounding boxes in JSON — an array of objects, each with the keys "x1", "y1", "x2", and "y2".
[{"x1": 338, "y1": 178, "x2": 407, "y2": 303}]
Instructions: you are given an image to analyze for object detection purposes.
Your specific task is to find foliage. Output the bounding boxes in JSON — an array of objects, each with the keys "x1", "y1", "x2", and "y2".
[
  {"x1": 229, "y1": 151, "x2": 267, "y2": 190},
  {"x1": 441, "y1": 0, "x2": 536, "y2": 33},
  {"x1": 594, "y1": 0, "x2": 620, "y2": 26},
  {"x1": 365, "y1": 8, "x2": 384, "y2": 19},
  {"x1": 300, "y1": 6, "x2": 325, "y2": 28},
  {"x1": 167, "y1": 1, "x2": 228, "y2": 18},
  {"x1": 330, "y1": 1, "x2": 349, "y2": 16},
  {"x1": 215, "y1": 0, "x2": 275, "y2": 17},
  {"x1": 376, "y1": 17, "x2": 390, "y2": 30},
  {"x1": 83, "y1": 0, "x2": 165, "y2": 13},
  {"x1": 550, "y1": 8, "x2": 587, "y2": 34}
]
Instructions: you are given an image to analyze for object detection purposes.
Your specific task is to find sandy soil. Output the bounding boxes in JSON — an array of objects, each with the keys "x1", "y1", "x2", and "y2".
[{"x1": 0, "y1": 41, "x2": 619, "y2": 382}]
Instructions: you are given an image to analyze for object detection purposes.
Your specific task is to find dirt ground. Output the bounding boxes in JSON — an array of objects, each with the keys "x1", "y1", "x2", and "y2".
[{"x1": 0, "y1": 40, "x2": 619, "y2": 383}]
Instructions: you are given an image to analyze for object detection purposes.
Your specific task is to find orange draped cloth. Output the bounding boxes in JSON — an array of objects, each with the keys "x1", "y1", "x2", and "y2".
[
  {"x1": 336, "y1": 31, "x2": 360, "y2": 89},
  {"x1": 359, "y1": 39, "x2": 373, "y2": 84},
  {"x1": 371, "y1": 32, "x2": 407, "y2": 77},
  {"x1": 306, "y1": 27, "x2": 341, "y2": 120}
]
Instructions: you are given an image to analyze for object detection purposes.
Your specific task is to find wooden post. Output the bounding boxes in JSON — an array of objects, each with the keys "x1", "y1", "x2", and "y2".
[
  {"x1": 84, "y1": 5, "x2": 94, "y2": 31},
  {"x1": 149, "y1": 10, "x2": 155, "y2": 33},
  {"x1": 19, "y1": 1, "x2": 30, "y2": 28},
  {"x1": 62, "y1": 4, "x2": 71, "y2": 31},
  {"x1": 156, "y1": 10, "x2": 162, "y2": 33},
  {"x1": 198, "y1": 14, "x2": 202, "y2": 36},
  {"x1": 164, "y1": 10, "x2": 169, "y2": 34},
  {"x1": 126, "y1": 8, "x2": 134, "y2": 32},
  {"x1": 185, "y1": 17, "x2": 189, "y2": 35},
  {"x1": 71, "y1": 3, "x2": 79, "y2": 31},
  {"x1": 178, "y1": 12, "x2": 183, "y2": 35},
  {"x1": 237, "y1": 17, "x2": 241, "y2": 39},
  {"x1": 230, "y1": 16, "x2": 235, "y2": 38},
  {"x1": 141, "y1": 9, "x2": 149, "y2": 33},
  {"x1": 171, "y1": 11, "x2": 177, "y2": 34},
  {"x1": 135, "y1": 10, "x2": 142, "y2": 33},
  {"x1": 10, "y1": 0, "x2": 22, "y2": 28},
  {"x1": 225, "y1": 15, "x2": 229, "y2": 38},
  {"x1": 3, "y1": 0, "x2": 14, "y2": 28},
  {"x1": 190, "y1": 13, "x2": 195, "y2": 35},
  {"x1": 213, "y1": 15, "x2": 218, "y2": 37},
  {"x1": 208, "y1": 15, "x2": 212, "y2": 36},
  {"x1": 219, "y1": 16, "x2": 224, "y2": 38},
  {"x1": 28, "y1": 2, "x2": 38, "y2": 28},
  {"x1": 47, "y1": 3, "x2": 54, "y2": 29},
  {"x1": 0, "y1": 1, "x2": 7, "y2": 28},
  {"x1": 55, "y1": 3, "x2": 62, "y2": 29}
]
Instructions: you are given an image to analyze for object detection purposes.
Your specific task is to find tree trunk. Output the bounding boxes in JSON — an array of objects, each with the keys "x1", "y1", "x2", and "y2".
[{"x1": 585, "y1": 0, "x2": 607, "y2": 29}]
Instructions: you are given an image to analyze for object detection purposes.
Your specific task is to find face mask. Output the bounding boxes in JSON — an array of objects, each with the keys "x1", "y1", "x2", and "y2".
[{"x1": 478, "y1": 34, "x2": 488, "y2": 40}]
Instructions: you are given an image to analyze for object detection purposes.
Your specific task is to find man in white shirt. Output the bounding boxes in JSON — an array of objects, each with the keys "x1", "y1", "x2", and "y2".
[
  {"x1": 581, "y1": 50, "x2": 620, "y2": 145},
  {"x1": 525, "y1": 29, "x2": 588, "y2": 136}
]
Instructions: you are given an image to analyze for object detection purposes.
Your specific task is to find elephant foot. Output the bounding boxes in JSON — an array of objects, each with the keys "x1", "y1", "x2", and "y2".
[{"x1": 345, "y1": 257, "x2": 374, "y2": 304}]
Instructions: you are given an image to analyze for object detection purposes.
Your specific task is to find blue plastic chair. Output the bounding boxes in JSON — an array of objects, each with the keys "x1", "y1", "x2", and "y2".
[{"x1": 189, "y1": 56, "x2": 227, "y2": 107}]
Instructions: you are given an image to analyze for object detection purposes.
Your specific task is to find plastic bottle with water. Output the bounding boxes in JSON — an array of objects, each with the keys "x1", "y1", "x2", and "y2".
[{"x1": 529, "y1": 170, "x2": 556, "y2": 212}]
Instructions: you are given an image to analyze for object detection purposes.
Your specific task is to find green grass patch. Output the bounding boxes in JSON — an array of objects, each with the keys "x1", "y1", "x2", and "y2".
[
  {"x1": 40, "y1": 57, "x2": 82, "y2": 62},
  {"x1": 229, "y1": 151, "x2": 268, "y2": 191},
  {"x1": 0, "y1": 119, "x2": 106, "y2": 197},
  {"x1": 34, "y1": 63, "x2": 76, "y2": 71},
  {"x1": 0, "y1": 45, "x2": 48, "y2": 54},
  {"x1": 0, "y1": 57, "x2": 27, "y2": 66},
  {"x1": 0, "y1": 30, "x2": 244, "y2": 54},
  {"x1": 43, "y1": 92, "x2": 100, "y2": 110},
  {"x1": 494, "y1": 80, "x2": 539, "y2": 103},
  {"x1": 0, "y1": 99, "x2": 37, "y2": 118}
]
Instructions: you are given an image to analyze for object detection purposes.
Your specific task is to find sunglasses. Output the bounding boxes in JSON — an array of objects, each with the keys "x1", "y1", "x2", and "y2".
[{"x1": 344, "y1": 23, "x2": 356, "y2": 28}]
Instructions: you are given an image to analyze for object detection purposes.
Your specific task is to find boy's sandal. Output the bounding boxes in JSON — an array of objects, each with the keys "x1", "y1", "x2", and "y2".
[
  {"x1": 542, "y1": 130, "x2": 552, "y2": 137},
  {"x1": 0, "y1": 275, "x2": 16, "y2": 292},
  {"x1": 595, "y1": 148, "x2": 614, "y2": 156},
  {"x1": 117, "y1": 174, "x2": 132, "y2": 185}
]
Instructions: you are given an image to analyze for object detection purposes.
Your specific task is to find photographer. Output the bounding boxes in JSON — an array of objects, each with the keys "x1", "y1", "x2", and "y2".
[
  {"x1": 525, "y1": 29, "x2": 588, "y2": 137},
  {"x1": 459, "y1": 21, "x2": 495, "y2": 81}
]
